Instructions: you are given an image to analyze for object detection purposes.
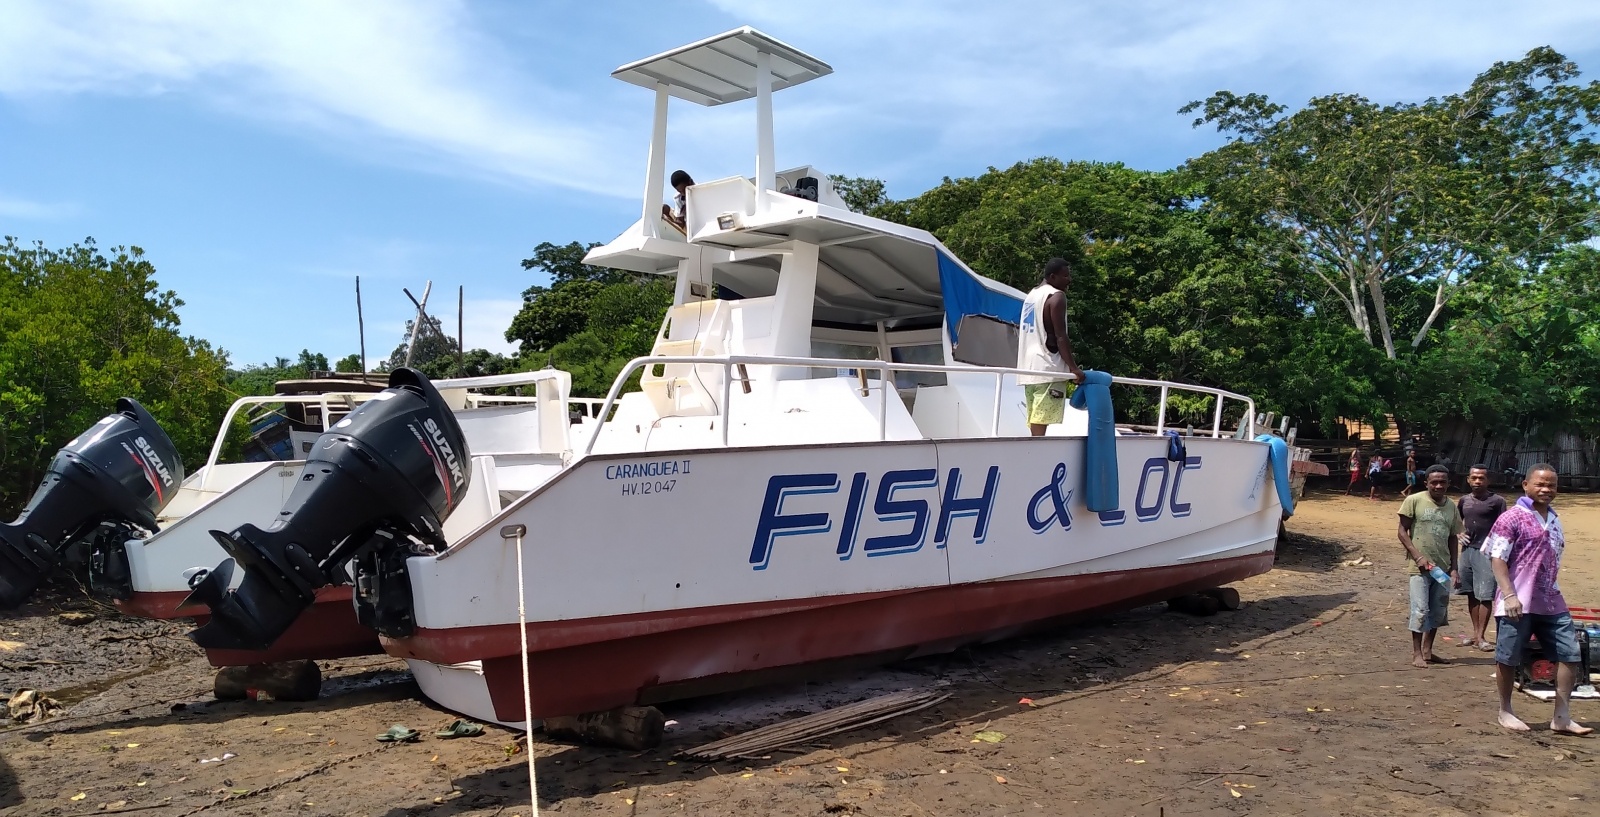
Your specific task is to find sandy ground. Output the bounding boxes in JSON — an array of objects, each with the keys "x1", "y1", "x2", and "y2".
[{"x1": 3, "y1": 486, "x2": 1598, "y2": 817}]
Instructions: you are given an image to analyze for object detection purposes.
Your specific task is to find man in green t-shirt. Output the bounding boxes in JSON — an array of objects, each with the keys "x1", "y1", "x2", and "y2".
[{"x1": 1398, "y1": 465, "x2": 1463, "y2": 668}]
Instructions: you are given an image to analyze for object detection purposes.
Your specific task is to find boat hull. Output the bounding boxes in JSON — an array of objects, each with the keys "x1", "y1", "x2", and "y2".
[
  {"x1": 388, "y1": 549, "x2": 1270, "y2": 719},
  {"x1": 116, "y1": 587, "x2": 380, "y2": 667},
  {"x1": 386, "y1": 434, "x2": 1282, "y2": 720}
]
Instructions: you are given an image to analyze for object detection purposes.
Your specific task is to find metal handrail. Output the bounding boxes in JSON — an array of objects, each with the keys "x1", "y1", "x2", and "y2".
[
  {"x1": 580, "y1": 354, "x2": 1256, "y2": 458},
  {"x1": 200, "y1": 369, "x2": 581, "y2": 488}
]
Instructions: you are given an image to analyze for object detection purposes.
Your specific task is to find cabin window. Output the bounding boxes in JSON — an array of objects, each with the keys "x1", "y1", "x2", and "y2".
[
  {"x1": 891, "y1": 344, "x2": 946, "y2": 389},
  {"x1": 809, "y1": 341, "x2": 879, "y2": 379},
  {"x1": 950, "y1": 315, "x2": 1019, "y2": 369}
]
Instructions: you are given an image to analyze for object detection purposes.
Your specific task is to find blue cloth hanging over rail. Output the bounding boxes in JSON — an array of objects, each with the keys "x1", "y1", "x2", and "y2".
[
  {"x1": 1255, "y1": 433, "x2": 1295, "y2": 517},
  {"x1": 1069, "y1": 370, "x2": 1118, "y2": 513}
]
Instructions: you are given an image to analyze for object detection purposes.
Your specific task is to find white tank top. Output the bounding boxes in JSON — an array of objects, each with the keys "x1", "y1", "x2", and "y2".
[{"x1": 1016, "y1": 282, "x2": 1067, "y2": 385}]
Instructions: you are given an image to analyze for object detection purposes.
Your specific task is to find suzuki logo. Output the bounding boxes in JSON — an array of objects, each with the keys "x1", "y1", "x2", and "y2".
[
  {"x1": 134, "y1": 436, "x2": 174, "y2": 486},
  {"x1": 421, "y1": 418, "x2": 464, "y2": 485}
]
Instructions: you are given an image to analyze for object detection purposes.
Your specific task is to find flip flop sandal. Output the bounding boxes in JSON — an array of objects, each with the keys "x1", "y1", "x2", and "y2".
[
  {"x1": 377, "y1": 724, "x2": 421, "y2": 743},
  {"x1": 1479, "y1": 642, "x2": 1496, "y2": 652},
  {"x1": 435, "y1": 719, "x2": 484, "y2": 739}
]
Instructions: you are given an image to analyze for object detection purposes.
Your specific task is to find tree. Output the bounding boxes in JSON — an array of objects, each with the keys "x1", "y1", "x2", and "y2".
[
  {"x1": 1183, "y1": 48, "x2": 1600, "y2": 359},
  {"x1": 334, "y1": 353, "x2": 362, "y2": 373},
  {"x1": 829, "y1": 175, "x2": 894, "y2": 216},
  {"x1": 504, "y1": 240, "x2": 673, "y2": 395},
  {"x1": 0, "y1": 238, "x2": 233, "y2": 514}
]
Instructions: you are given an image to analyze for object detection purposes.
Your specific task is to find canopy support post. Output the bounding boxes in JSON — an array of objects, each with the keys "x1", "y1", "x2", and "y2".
[
  {"x1": 642, "y1": 83, "x2": 670, "y2": 237},
  {"x1": 753, "y1": 49, "x2": 774, "y2": 215}
]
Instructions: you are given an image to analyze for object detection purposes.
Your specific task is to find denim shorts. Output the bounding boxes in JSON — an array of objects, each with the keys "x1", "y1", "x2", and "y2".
[
  {"x1": 1454, "y1": 546, "x2": 1496, "y2": 602},
  {"x1": 1495, "y1": 611, "x2": 1583, "y2": 666},
  {"x1": 1408, "y1": 574, "x2": 1450, "y2": 633}
]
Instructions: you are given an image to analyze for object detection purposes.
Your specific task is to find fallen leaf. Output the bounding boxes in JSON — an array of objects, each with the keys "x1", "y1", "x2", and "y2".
[
  {"x1": 70, "y1": 793, "x2": 87, "y2": 801},
  {"x1": 973, "y1": 730, "x2": 1007, "y2": 743},
  {"x1": 995, "y1": 775, "x2": 1008, "y2": 784},
  {"x1": 1230, "y1": 789, "x2": 1243, "y2": 798},
  {"x1": 135, "y1": 781, "x2": 147, "y2": 787},
  {"x1": 741, "y1": 773, "x2": 755, "y2": 778},
  {"x1": 107, "y1": 800, "x2": 126, "y2": 809},
  {"x1": 126, "y1": 743, "x2": 140, "y2": 748},
  {"x1": 625, "y1": 799, "x2": 634, "y2": 805},
  {"x1": 836, "y1": 767, "x2": 849, "y2": 773},
  {"x1": 0, "y1": 639, "x2": 23, "y2": 651}
]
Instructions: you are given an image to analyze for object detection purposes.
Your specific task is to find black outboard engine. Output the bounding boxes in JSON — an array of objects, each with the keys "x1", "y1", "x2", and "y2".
[
  {"x1": 186, "y1": 368, "x2": 469, "y2": 650},
  {"x1": 0, "y1": 399, "x2": 183, "y2": 608}
]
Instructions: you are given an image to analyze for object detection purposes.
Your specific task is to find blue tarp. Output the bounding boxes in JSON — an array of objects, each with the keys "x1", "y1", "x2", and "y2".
[{"x1": 937, "y1": 252, "x2": 1022, "y2": 345}]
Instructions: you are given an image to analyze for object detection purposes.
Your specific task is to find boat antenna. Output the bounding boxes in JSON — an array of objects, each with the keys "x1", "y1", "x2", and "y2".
[{"x1": 457, "y1": 284, "x2": 465, "y2": 377}]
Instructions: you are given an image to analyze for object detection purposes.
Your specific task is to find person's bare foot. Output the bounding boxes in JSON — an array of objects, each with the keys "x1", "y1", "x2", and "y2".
[
  {"x1": 1498, "y1": 711, "x2": 1530, "y2": 731},
  {"x1": 1412, "y1": 655, "x2": 1429, "y2": 668},
  {"x1": 1551, "y1": 719, "x2": 1594, "y2": 736},
  {"x1": 1426, "y1": 655, "x2": 1450, "y2": 664}
]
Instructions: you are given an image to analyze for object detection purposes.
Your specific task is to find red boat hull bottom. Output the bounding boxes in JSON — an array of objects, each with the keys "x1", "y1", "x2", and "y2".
[
  {"x1": 116, "y1": 587, "x2": 381, "y2": 667},
  {"x1": 390, "y1": 551, "x2": 1274, "y2": 720}
]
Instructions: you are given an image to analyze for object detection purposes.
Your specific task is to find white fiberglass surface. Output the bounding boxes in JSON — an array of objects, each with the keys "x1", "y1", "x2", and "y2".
[{"x1": 406, "y1": 435, "x2": 1277, "y2": 630}]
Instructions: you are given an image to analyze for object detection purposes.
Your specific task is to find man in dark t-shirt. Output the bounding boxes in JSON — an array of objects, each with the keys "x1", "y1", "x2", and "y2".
[{"x1": 1456, "y1": 464, "x2": 1507, "y2": 650}]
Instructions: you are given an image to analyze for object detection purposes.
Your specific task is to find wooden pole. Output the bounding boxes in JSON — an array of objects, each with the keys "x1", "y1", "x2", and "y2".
[
  {"x1": 457, "y1": 284, "x2": 465, "y2": 376},
  {"x1": 356, "y1": 276, "x2": 367, "y2": 376},
  {"x1": 403, "y1": 280, "x2": 433, "y2": 368}
]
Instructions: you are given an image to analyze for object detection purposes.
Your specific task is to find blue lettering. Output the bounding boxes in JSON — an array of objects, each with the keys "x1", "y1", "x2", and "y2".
[
  {"x1": 748, "y1": 473, "x2": 839, "y2": 570},
  {"x1": 1168, "y1": 456, "x2": 1202, "y2": 518},
  {"x1": 863, "y1": 469, "x2": 937, "y2": 556},
  {"x1": 1097, "y1": 509, "x2": 1126, "y2": 526},
  {"x1": 936, "y1": 466, "x2": 1000, "y2": 546},
  {"x1": 606, "y1": 459, "x2": 685, "y2": 480},
  {"x1": 1134, "y1": 457, "x2": 1169, "y2": 522},
  {"x1": 836, "y1": 472, "x2": 869, "y2": 560}
]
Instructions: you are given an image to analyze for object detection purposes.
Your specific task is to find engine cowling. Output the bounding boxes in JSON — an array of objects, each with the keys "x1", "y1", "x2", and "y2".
[
  {"x1": 187, "y1": 368, "x2": 469, "y2": 650},
  {"x1": 0, "y1": 398, "x2": 183, "y2": 608}
]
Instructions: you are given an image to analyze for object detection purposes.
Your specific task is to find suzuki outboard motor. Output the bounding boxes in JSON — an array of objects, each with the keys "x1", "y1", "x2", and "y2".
[
  {"x1": 0, "y1": 399, "x2": 183, "y2": 608},
  {"x1": 187, "y1": 368, "x2": 469, "y2": 650}
]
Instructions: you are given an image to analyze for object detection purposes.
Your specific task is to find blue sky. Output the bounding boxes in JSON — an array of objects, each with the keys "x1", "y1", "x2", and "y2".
[{"x1": 4, "y1": 0, "x2": 1600, "y2": 367}]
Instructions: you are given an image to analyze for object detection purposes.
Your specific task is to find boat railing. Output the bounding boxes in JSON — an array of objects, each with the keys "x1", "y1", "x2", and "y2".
[
  {"x1": 200, "y1": 370, "x2": 581, "y2": 487},
  {"x1": 582, "y1": 354, "x2": 1257, "y2": 457}
]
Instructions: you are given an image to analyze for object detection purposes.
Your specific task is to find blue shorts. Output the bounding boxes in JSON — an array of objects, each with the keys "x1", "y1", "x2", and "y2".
[
  {"x1": 1495, "y1": 611, "x2": 1583, "y2": 666},
  {"x1": 1406, "y1": 471, "x2": 1417, "y2": 485},
  {"x1": 1408, "y1": 574, "x2": 1450, "y2": 633}
]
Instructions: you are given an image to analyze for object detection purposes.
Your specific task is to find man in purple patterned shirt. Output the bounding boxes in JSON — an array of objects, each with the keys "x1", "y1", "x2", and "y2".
[{"x1": 1484, "y1": 464, "x2": 1591, "y2": 734}]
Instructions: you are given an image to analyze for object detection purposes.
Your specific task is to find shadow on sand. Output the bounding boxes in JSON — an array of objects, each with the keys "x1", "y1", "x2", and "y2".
[{"x1": 380, "y1": 588, "x2": 1356, "y2": 815}]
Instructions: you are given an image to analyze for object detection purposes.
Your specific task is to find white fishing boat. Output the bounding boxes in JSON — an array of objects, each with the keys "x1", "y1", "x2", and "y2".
[{"x1": 183, "y1": 27, "x2": 1294, "y2": 724}]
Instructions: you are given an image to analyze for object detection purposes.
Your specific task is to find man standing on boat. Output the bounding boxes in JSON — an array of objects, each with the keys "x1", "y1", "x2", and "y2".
[
  {"x1": 1455, "y1": 464, "x2": 1505, "y2": 651},
  {"x1": 1397, "y1": 465, "x2": 1462, "y2": 668},
  {"x1": 1016, "y1": 258, "x2": 1085, "y2": 436},
  {"x1": 1486, "y1": 464, "x2": 1591, "y2": 735}
]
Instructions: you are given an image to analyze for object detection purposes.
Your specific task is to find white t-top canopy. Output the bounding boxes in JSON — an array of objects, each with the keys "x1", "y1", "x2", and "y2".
[{"x1": 612, "y1": 26, "x2": 832, "y2": 106}]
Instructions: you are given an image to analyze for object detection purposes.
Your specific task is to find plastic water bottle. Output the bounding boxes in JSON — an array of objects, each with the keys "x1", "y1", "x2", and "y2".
[{"x1": 1428, "y1": 566, "x2": 1451, "y2": 587}]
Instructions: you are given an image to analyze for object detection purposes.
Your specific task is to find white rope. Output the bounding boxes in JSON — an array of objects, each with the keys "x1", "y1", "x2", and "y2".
[{"x1": 513, "y1": 530, "x2": 539, "y2": 815}]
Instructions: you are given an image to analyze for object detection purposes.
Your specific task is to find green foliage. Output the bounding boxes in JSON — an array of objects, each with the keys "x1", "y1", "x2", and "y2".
[
  {"x1": 506, "y1": 241, "x2": 673, "y2": 395},
  {"x1": 1183, "y1": 47, "x2": 1600, "y2": 359},
  {"x1": 0, "y1": 238, "x2": 233, "y2": 514},
  {"x1": 227, "y1": 349, "x2": 340, "y2": 396}
]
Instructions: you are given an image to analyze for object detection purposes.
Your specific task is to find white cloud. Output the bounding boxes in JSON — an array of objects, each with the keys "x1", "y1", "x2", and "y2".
[
  {"x1": 703, "y1": 0, "x2": 1600, "y2": 177},
  {"x1": 0, "y1": 0, "x2": 635, "y2": 196},
  {"x1": 0, "y1": 193, "x2": 78, "y2": 220}
]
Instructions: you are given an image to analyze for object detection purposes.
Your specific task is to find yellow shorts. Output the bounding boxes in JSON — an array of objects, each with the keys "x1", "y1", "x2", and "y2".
[{"x1": 1024, "y1": 382, "x2": 1068, "y2": 426}]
